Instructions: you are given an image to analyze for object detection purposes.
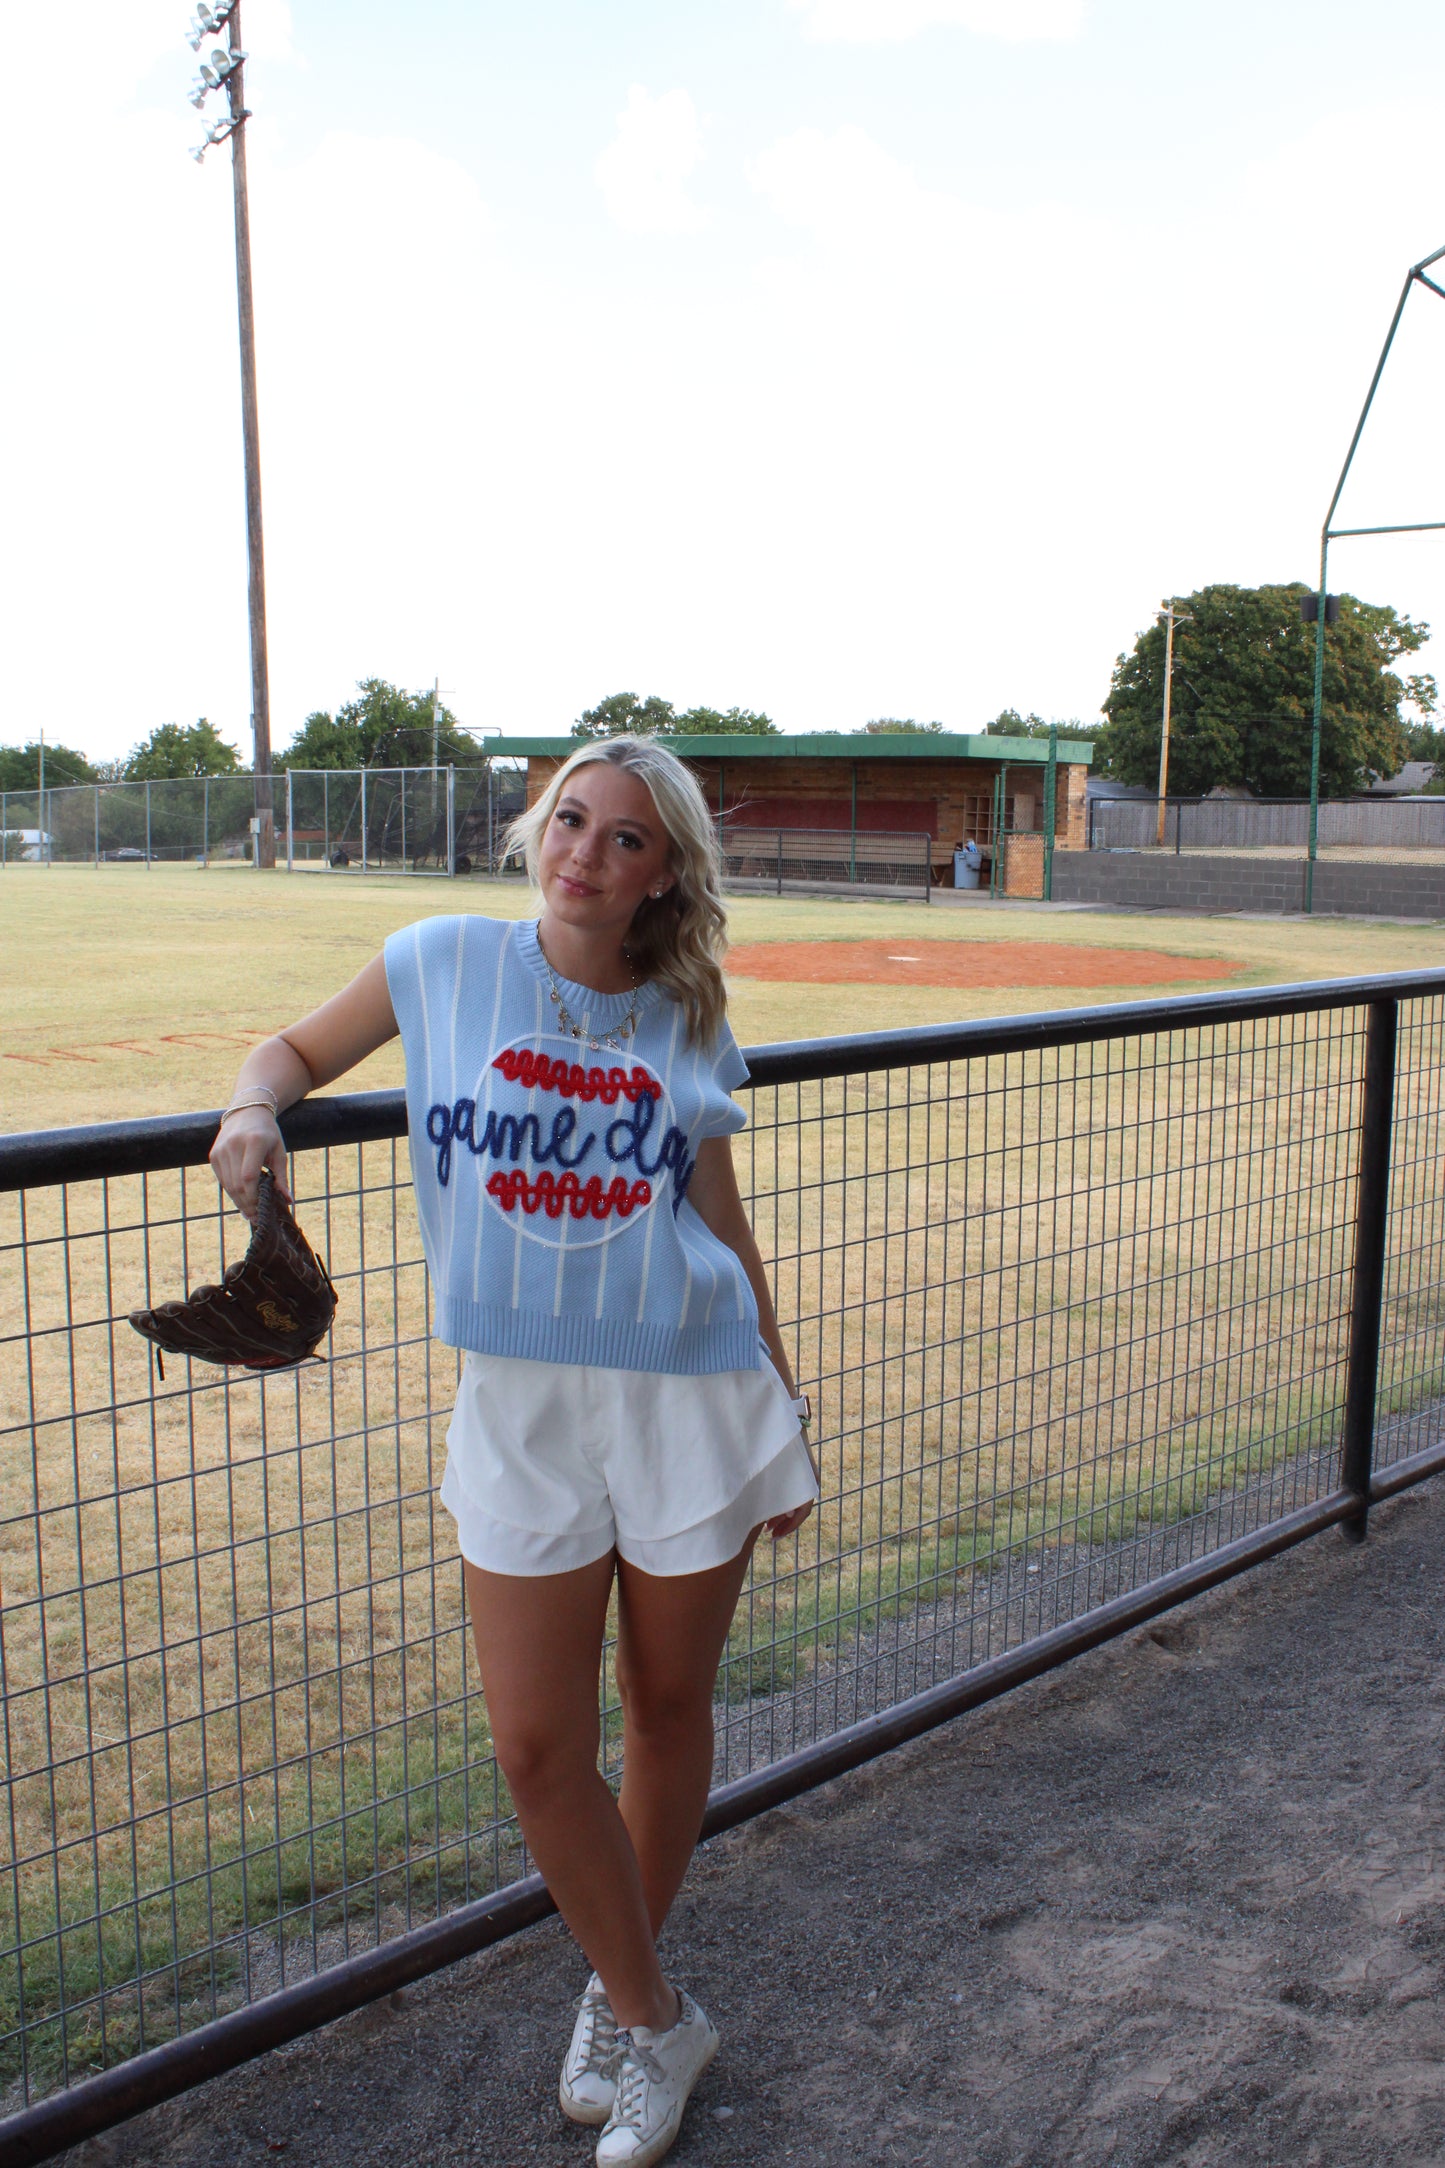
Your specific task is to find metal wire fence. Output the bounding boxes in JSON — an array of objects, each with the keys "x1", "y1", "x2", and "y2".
[
  {"x1": 2, "y1": 971, "x2": 1444, "y2": 2158},
  {"x1": 0, "y1": 769, "x2": 528, "y2": 876}
]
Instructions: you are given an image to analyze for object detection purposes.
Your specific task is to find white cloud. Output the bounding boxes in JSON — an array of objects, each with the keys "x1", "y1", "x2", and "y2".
[
  {"x1": 787, "y1": 0, "x2": 1084, "y2": 44},
  {"x1": 750, "y1": 124, "x2": 937, "y2": 244},
  {"x1": 594, "y1": 86, "x2": 706, "y2": 235}
]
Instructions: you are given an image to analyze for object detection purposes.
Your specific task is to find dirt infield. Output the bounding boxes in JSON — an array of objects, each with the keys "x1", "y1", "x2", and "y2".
[
  {"x1": 72, "y1": 1477, "x2": 1445, "y2": 2168},
  {"x1": 725, "y1": 939, "x2": 1237, "y2": 988}
]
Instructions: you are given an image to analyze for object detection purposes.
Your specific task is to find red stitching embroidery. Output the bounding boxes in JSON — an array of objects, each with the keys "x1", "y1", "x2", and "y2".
[
  {"x1": 486, "y1": 1170, "x2": 653, "y2": 1221},
  {"x1": 491, "y1": 1049, "x2": 662, "y2": 1104}
]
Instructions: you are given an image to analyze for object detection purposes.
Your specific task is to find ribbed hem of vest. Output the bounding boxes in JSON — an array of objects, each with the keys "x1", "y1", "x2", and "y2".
[{"x1": 433, "y1": 1301, "x2": 763, "y2": 1376}]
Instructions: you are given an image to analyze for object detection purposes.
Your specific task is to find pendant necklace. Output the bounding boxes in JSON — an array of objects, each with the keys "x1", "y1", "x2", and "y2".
[{"x1": 537, "y1": 933, "x2": 641, "y2": 1052}]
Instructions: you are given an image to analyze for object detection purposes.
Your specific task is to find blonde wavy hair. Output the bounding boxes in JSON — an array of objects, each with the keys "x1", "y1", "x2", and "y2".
[{"x1": 504, "y1": 734, "x2": 730, "y2": 1047}]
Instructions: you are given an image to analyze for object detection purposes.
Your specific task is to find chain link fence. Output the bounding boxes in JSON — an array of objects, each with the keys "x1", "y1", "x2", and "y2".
[
  {"x1": 0, "y1": 769, "x2": 528, "y2": 876},
  {"x1": 3, "y1": 972, "x2": 1445, "y2": 2157}
]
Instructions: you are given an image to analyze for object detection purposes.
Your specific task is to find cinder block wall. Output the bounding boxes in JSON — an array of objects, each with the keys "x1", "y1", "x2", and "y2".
[{"x1": 1051, "y1": 851, "x2": 1445, "y2": 919}]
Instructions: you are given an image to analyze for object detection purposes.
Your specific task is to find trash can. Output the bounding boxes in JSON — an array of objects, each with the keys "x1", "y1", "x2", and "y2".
[{"x1": 953, "y1": 840, "x2": 982, "y2": 890}]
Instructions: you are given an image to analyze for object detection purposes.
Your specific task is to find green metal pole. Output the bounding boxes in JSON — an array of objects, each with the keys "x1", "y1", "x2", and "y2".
[
  {"x1": 991, "y1": 769, "x2": 1004, "y2": 896},
  {"x1": 1306, "y1": 536, "x2": 1329, "y2": 915},
  {"x1": 1043, "y1": 725, "x2": 1057, "y2": 902},
  {"x1": 849, "y1": 762, "x2": 857, "y2": 885}
]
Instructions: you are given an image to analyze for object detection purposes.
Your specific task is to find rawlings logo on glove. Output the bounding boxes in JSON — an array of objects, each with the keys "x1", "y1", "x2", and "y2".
[{"x1": 129, "y1": 1170, "x2": 338, "y2": 1374}]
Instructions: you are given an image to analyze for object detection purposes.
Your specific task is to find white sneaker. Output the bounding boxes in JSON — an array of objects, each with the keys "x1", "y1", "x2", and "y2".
[
  {"x1": 595, "y1": 1991, "x2": 719, "y2": 2167},
  {"x1": 559, "y1": 1973, "x2": 619, "y2": 2126}
]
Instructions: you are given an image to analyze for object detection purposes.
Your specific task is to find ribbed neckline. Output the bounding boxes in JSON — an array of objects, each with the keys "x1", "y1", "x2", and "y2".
[{"x1": 516, "y1": 917, "x2": 662, "y2": 1025}]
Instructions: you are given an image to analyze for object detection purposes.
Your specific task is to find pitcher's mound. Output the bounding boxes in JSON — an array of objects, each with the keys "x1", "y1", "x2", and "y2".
[{"x1": 726, "y1": 939, "x2": 1235, "y2": 988}]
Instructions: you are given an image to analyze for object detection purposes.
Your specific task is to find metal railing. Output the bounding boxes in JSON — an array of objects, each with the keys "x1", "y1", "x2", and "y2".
[
  {"x1": 718, "y1": 826, "x2": 934, "y2": 895},
  {"x1": 3, "y1": 971, "x2": 1445, "y2": 2162},
  {"x1": 1089, "y1": 794, "x2": 1445, "y2": 854}
]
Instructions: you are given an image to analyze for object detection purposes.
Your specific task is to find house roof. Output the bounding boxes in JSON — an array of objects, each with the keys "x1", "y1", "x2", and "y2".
[
  {"x1": 485, "y1": 732, "x2": 1093, "y2": 765},
  {"x1": 1367, "y1": 760, "x2": 1438, "y2": 796}
]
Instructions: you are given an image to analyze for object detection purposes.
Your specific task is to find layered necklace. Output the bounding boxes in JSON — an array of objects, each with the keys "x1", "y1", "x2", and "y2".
[{"x1": 537, "y1": 931, "x2": 643, "y2": 1052}]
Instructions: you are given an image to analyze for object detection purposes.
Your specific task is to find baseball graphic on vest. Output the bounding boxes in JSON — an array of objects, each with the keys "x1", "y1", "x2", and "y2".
[{"x1": 425, "y1": 1034, "x2": 697, "y2": 1249}]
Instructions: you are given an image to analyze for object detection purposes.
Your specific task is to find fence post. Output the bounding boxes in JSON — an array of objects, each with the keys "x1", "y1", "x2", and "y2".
[
  {"x1": 777, "y1": 830, "x2": 783, "y2": 896},
  {"x1": 1175, "y1": 801, "x2": 1182, "y2": 856},
  {"x1": 94, "y1": 784, "x2": 100, "y2": 868},
  {"x1": 1340, "y1": 998, "x2": 1399, "y2": 1541},
  {"x1": 203, "y1": 776, "x2": 210, "y2": 865},
  {"x1": 145, "y1": 779, "x2": 152, "y2": 867},
  {"x1": 286, "y1": 771, "x2": 293, "y2": 873},
  {"x1": 1042, "y1": 724, "x2": 1057, "y2": 901},
  {"x1": 447, "y1": 765, "x2": 456, "y2": 878},
  {"x1": 361, "y1": 769, "x2": 368, "y2": 875}
]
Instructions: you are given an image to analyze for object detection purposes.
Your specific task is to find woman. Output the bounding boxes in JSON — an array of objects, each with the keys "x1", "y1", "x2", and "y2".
[{"x1": 210, "y1": 734, "x2": 818, "y2": 2168}]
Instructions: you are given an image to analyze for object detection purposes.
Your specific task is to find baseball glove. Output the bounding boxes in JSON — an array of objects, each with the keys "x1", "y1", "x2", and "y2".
[{"x1": 129, "y1": 1170, "x2": 338, "y2": 1375}]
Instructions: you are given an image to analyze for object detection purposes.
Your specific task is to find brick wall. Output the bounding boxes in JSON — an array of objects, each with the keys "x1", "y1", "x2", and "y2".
[{"x1": 1003, "y1": 833, "x2": 1045, "y2": 899}]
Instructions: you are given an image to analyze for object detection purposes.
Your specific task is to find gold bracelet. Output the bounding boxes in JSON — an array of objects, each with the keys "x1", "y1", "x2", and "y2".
[{"x1": 219, "y1": 1089, "x2": 279, "y2": 1126}]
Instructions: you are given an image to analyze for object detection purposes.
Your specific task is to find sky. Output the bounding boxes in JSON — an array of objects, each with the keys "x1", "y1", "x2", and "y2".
[{"x1": 5, "y1": 0, "x2": 1445, "y2": 766}]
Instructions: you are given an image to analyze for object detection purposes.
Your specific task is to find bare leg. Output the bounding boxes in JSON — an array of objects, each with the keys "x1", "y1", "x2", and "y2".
[
  {"x1": 614, "y1": 1535, "x2": 759, "y2": 1938},
  {"x1": 464, "y1": 1553, "x2": 674, "y2": 2031}
]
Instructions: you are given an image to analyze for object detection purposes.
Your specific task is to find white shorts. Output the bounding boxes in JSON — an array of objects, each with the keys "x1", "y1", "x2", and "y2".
[{"x1": 440, "y1": 1346, "x2": 819, "y2": 1578}]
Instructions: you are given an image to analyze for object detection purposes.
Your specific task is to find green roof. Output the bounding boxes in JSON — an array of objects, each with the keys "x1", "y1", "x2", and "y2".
[{"x1": 485, "y1": 732, "x2": 1092, "y2": 765}]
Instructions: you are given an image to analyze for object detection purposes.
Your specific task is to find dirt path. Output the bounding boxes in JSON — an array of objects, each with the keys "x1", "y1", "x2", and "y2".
[
  {"x1": 724, "y1": 938, "x2": 1237, "y2": 987},
  {"x1": 72, "y1": 1479, "x2": 1445, "y2": 2168}
]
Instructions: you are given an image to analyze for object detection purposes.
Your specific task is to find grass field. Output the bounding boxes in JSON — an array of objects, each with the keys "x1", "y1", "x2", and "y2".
[{"x1": 4, "y1": 862, "x2": 1445, "y2": 1133}]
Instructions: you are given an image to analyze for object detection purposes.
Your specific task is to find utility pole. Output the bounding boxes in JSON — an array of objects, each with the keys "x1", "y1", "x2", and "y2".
[
  {"x1": 1154, "y1": 599, "x2": 1192, "y2": 846},
  {"x1": 186, "y1": 2, "x2": 273, "y2": 866}
]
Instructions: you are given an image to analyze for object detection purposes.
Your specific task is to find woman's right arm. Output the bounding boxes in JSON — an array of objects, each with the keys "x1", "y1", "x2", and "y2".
[{"x1": 209, "y1": 952, "x2": 399, "y2": 1219}]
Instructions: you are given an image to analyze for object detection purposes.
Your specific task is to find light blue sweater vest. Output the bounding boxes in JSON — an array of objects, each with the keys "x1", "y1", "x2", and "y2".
[{"x1": 384, "y1": 915, "x2": 760, "y2": 1374}]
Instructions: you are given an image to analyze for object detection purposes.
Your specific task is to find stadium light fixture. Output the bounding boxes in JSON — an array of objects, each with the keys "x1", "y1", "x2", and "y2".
[
  {"x1": 187, "y1": 2, "x2": 236, "y2": 49},
  {"x1": 1303, "y1": 238, "x2": 1445, "y2": 910}
]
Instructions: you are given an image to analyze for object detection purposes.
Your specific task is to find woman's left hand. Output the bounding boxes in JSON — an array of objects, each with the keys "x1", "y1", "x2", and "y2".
[{"x1": 765, "y1": 1502, "x2": 814, "y2": 1541}]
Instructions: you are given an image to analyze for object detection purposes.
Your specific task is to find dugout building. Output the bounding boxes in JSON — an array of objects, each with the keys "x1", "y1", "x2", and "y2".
[{"x1": 491, "y1": 731, "x2": 1092, "y2": 897}]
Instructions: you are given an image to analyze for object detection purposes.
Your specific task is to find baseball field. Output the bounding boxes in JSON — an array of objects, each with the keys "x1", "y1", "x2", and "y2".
[{"x1": 5, "y1": 862, "x2": 1444, "y2": 1133}]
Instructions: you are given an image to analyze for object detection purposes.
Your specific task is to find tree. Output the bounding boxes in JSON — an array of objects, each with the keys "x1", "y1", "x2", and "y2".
[
  {"x1": 853, "y1": 718, "x2": 945, "y2": 734},
  {"x1": 572, "y1": 693, "x2": 778, "y2": 738},
  {"x1": 1401, "y1": 710, "x2": 1445, "y2": 789},
  {"x1": 671, "y1": 705, "x2": 777, "y2": 735},
  {"x1": 984, "y1": 709, "x2": 1097, "y2": 743},
  {"x1": 0, "y1": 741, "x2": 96, "y2": 790},
  {"x1": 983, "y1": 710, "x2": 1105, "y2": 769},
  {"x1": 123, "y1": 719, "x2": 242, "y2": 780},
  {"x1": 573, "y1": 693, "x2": 679, "y2": 739},
  {"x1": 277, "y1": 680, "x2": 482, "y2": 770},
  {"x1": 1102, "y1": 583, "x2": 1430, "y2": 798}
]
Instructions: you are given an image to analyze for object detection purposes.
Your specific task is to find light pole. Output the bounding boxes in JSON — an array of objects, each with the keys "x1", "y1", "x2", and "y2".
[
  {"x1": 1304, "y1": 239, "x2": 1445, "y2": 912},
  {"x1": 186, "y1": 2, "x2": 274, "y2": 868},
  {"x1": 1154, "y1": 599, "x2": 1192, "y2": 845}
]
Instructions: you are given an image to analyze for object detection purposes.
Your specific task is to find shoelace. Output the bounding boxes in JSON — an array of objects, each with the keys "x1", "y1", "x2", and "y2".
[
  {"x1": 574, "y1": 1983, "x2": 618, "y2": 2074},
  {"x1": 602, "y1": 2029, "x2": 667, "y2": 2128}
]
